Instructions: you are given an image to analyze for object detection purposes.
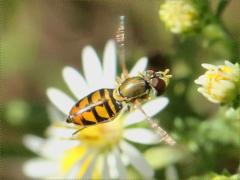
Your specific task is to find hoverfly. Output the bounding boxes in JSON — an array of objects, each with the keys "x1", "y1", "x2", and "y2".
[{"x1": 66, "y1": 16, "x2": 175, "y2": 145}]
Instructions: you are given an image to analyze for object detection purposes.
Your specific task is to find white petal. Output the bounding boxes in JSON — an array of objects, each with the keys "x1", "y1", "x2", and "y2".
[
  {"x1": 197, "y1": 87, "x2": 206, "y2": 94},
  {"x1": 81, "y1": 154, "x2": 98, "y2": 179},
  {"x1": 225, "y1": 60, "x2": 234, "y2": 67},
  {"x1": 194, "y1": 75, "x2": 207, "y2": 85},
  {"x1": 82, "y1": 46, "x2": 103, "y2": 90},
  {"x1": 46, "y1": 126, "x2": 77, "y2": 139},
  {"x1": 113, "y1": 148, "x2": 127, "y2": 179},
  {"x1": 65, "y1": 151, "x2": 90, "y2": 179},
  {"x1": 62, "y1": 66, "x2": 90, "y2": 99},
  {"x1": 23, "y1": 159, "x2": 59, "y2": 178},
  {"x1": 119, "y1": 141, "x2": 154, "y2": 178},
  {"x1": 129, "y1": 57, "x2": 148, "y2": 76},
  {"x1": 42, "y1": 139, "x2": 80, "y2": 159},
  {"x1": 23, "y1": 135, "x2": 44, "y2": 155},
  {"x1": 23, "y1": 134, "x2": 80, "y2": 159},
  {"x1": 103, "y1": 40, "x2": 116, "y2": 88},
  {"x1": 47, "y1": 105, "x2": 65, "y2": 123},
  {"x1": 124, "y1": 97, "x2": 169, "y2": 126},
  {"x1": 47, "y1": 88, "x2": 75, "y2": 115},
  {"x1": 107, "y1": 152, "x2": 118, "y2": 179},
  {"x1": 121, "y1": 153, "x2": 130, "y2": 165},
  {"x1": 202, "y1": 63, "x2": 216, "y2": 70},
  {"x1": 220, "y1": 80, "x2": 235, "y2": 89},
  {"x1": 102, "y1": 155, "x2": 110, "y2": 180},
  {"x1": 124, "y1": 128, "x2": 161, "y2": 144},
  {"x1": 42, "y1": 138, "x2": 80, "y2": 159}
]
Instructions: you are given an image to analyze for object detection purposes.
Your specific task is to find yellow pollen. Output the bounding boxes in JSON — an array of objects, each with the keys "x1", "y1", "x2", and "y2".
[
  {"x1": 75, "y1": 118, "x2": 123, "y2": 150},
  {"x1": 61, "y1": 146, "x2": 87, "y2": 175},
  {"x1": 61, "y1": 146, "x2": 100, "y2": 178},
  {"x1": 60, "y1": 118, "x2": 124, "y2": 178},
  {"x1": 221, "y1": 66, "x2": 233, "y2": 73}
]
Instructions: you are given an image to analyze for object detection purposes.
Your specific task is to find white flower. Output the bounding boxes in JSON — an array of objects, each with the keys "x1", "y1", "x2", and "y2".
[
  {"x1": 195, "y1": 60, "x2": 240, "y2": 104},
  {"x1": 22, "y1": 40, "x2": 169, "y2": 179},
  {"x1": 159, "y1": 0, "x2": 199, "y2": 34}
]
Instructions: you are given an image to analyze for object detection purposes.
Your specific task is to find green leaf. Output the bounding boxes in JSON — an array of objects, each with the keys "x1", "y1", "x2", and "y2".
[{"x1": 144, "y1": 146, "x2": 186, "y2": 169}]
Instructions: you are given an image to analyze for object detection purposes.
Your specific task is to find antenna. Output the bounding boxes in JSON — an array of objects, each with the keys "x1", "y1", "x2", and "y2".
[{"x1": 116, "y1": 16, "x2": 128, "y2": 76}]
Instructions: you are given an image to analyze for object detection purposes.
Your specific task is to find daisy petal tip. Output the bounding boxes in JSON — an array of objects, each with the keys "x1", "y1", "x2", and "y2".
[
  {"x1": 130, "y1": 57, "x2": 148, "y2": 76},
  {"x1": 23, "y1": 134, "x2": 38, "y2": 144},
  {"x1": 106, "y1": 39, "x2": 116, "y2": 47},
  {"x1": 139, "y1": 56, "x2": 148, "y2": 66},
  {"x1": 46, "y1": 87, "x2": 57, "y2": 97},
  {"x1": 46, "y1": 88, "x2": 75, "y2": 115},
  {"x1": 152, "y1": 97, "x2": 169, "y2": 109},
  {"x1": 202, "y1": 63, "x2": 215, "y2": 69},
  {"x1": 22, "y1": 135, "x2": 43, "y2": 154},
  {"x1": 224, "y1": 60, "x2": 234, "y2": 66},
  {"x1": 62, "y1": 66, "x2": 77, "y2": 76},
  {"x1": 124, "y1": 128, "x2": 161, "y2": 145},
  {"x1": 197, "y1": 87, "x2": 204, "y2": 93},
  {"x1": 23, "y1": 159, "x2": 59, "y2": 178},
  {"x1": 194, "y1": 79, "x2": 200, "y2": 84},
  {"x1": 160, "y1": 96, "x2": 169, "y2": 105},
  {"x1": 83, "y1": 45, "x2": 94, "y2": 52},
  {"x1": 62, "y1": 66, "x2": 71, "y2": 73},
  {"x1": 82, "y1": 46, "x2": 98, "y2": 61}
]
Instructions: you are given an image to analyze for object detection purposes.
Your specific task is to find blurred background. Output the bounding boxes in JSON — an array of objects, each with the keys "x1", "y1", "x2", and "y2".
[{"x1": 1, "y1": 0, "x2": 240, "y2": 179}]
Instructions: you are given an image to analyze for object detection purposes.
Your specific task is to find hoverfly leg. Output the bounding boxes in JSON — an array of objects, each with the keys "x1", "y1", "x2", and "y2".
[
  {"x1": 116, "y1": 16, "x2": 128, "y2": 77},
  {"x1": 116, "y1": 76, "x2": 122, "y2": 84},
  {"x1": 135, "y1": 100, "x2": 176, "y2": 146},
  {"x1": 126, "y1": 104, "x2": 132, "y2": 112},
  {"x1": 72, "y1": 126, "x2": 87, "y2": 136}
]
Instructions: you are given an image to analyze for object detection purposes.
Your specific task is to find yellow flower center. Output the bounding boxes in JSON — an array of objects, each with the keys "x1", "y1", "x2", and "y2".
[
  {"x1": 76, "y1": 118, "x2": 124, "y2": 149},
  {"x1": 60, "y1": 118, "x2": 124, "y2": 178}
]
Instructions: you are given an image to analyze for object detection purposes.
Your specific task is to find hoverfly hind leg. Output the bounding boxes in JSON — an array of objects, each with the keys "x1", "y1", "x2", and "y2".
[
  {"x1": 134, "y1": 100, "x2": 176, "y2": 146},
  {"x1": 72, "y1": 126, "x2": 87, "y2": 136}
]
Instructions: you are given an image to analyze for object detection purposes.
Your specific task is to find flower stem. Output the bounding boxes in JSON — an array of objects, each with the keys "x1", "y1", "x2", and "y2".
[
  {"x1": 218, "y1": 22, "x2": 239, "y2": 61},
  {"x1": 215, "y1": 0, "x2": 239, "y2": 61},
  {"x1": 202, "y1": 21, "x2": 239, "y2": 61},
  {"x1": 215, "y1": 0, "x2": 231, "y2": 18}
]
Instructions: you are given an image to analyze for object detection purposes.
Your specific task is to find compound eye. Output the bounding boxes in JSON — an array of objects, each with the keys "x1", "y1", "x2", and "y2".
[
  {"x1": 66, "y1": 115, "x2": 73, "y2": 123},
  {"x1": 150, "y1": 78, "x2": 166, "y2": 96}
]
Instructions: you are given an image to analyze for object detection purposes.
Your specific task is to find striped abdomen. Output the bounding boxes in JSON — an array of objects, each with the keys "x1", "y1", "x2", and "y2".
[{"x1": 68, "y1": 89, "x2": 122, "y2": 126}]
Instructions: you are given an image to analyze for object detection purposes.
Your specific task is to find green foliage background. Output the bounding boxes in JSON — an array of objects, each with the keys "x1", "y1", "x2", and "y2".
[{"x1": 1, "y1": 0, "x2": 240, "y2": 179}]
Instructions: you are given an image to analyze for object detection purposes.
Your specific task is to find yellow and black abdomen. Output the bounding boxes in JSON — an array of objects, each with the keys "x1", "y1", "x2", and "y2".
[{"x1": 67, "y1": 89, "x2": 122, "y2": 126}]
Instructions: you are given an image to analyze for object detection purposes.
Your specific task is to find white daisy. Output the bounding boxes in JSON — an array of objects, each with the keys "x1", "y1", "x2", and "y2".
[{"x1": 22, "y1": 40, "x2": 169, "y2": 179}]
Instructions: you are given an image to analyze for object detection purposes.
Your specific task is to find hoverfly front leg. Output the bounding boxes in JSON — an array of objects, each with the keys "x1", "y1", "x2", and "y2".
[
  {"x1": 116, "y1": 15, "x2": 128, "y2": 78},
  {"x1": 72, "y1": 126, "x2": 87, "y2": 136}
]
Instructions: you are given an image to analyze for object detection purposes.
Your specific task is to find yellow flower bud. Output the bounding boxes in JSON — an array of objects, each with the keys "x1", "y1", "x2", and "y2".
[
  {"x1": 159, "y1": 0, "x2": 199, "y2": 34},
  {"x1": 195, "y1": 61, "x2": 240, "y2": 104}
]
